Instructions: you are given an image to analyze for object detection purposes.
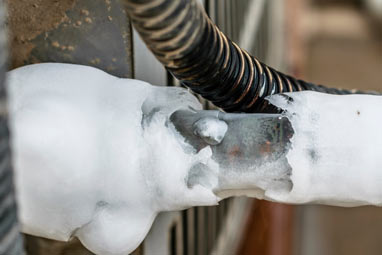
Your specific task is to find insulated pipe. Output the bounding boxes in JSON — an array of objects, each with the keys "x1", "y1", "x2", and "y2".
[
  {"x1": 0, "y1": 2, "x2": 24, "y2": 255},
  {"x1": 124, "y1": 0, "x2": 371, "y2": 112},
  {"x1": 6, "y1": 63, "x2": 382, "y2": 255}
]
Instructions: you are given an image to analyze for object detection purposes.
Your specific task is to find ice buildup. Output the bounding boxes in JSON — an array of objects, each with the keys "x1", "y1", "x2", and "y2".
[
  {"x1": 264, "y1": 92, "x2": 382, "y2": 206},
  {"x1": 6, "y1": 63, "x2": 382, "y2": 254},
  {"x1": 7, "y1": 63, "x2": 219, "y2": 255}
]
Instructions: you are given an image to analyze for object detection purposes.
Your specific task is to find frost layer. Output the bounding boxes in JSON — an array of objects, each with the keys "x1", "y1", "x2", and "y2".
[
  {"x1": 7, "y1": 63, "x2": 382, "y2": 254},
  {"x1": 265, "y1": 92, "x2": 382, "y2": 206},
  {"x1": 7, "y1": 63, "x2": 219, "y2": 255}
]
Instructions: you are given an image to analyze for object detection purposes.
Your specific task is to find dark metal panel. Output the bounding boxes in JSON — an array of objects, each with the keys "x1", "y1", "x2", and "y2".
[
  {"x1": 0, "y1": 2, "x2": 24, "y2": 254},
  {"x1": 7, "y1": 0, "x2": 133, "y2": 78}
]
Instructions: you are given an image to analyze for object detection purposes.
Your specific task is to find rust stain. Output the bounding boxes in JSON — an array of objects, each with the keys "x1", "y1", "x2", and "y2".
[
  {"x1": 80, "y1": 9, "x2": 90, "y2": 16},
  {"x1": 51, "y1": 41, "x2": 60, "y2": 48},
  {"x1": 228, "y1": 145, "x2": 242, "y2": 162},
  {"x1": 84, "y1": 17, "x2": 92, "y2": 24},
  {"x1": 259, "y1": 140, "x2": 272, "y2": 155}
]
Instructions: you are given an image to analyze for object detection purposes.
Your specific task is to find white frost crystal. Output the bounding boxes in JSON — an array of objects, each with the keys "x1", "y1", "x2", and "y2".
[{"x1": 6, "y1": 63, "x2": 382, "y2": 254}]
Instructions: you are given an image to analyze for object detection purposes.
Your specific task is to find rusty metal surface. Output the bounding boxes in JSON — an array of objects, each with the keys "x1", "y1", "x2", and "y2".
[{"x1": 7, "y1": 0, "x2": 133, "y2": 78}]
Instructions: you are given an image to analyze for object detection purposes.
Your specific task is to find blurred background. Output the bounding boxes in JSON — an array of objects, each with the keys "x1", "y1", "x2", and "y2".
[
  {"x1": 291, "y1": 1, "x2": 382, "y2": 255},
  {"x1": 5, "y1": 0, "x2": 382, "y2": 254},
  {"x1": 240, "y1": 0, "x2": 382, "y2": 255}
]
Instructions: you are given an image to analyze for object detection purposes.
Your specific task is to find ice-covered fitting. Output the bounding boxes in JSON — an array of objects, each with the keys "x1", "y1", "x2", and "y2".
[{"x1": 171, "y1": 109, "x2": 294, "y2": 196}]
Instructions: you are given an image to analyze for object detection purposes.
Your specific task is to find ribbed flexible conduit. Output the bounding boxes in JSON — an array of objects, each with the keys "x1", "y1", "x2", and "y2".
[{"x1": 124, "y1": 0, "x2": 371, "y2": 112}]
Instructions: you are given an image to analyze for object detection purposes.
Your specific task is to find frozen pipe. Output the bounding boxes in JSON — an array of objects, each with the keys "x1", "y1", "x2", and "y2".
[
  {"x1": 0, "y1": 2, "x2": 25, "y2": 255},
  {"x1": 6, "y1": 63, "x2": 382, "y2": 254}
]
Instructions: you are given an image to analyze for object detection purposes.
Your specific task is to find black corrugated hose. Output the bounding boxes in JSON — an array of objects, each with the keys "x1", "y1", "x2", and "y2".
[
  {"x1": 124, "y1": 0, "x2": 374, "y2": 112},
  {"x1": 0, "y1": 2, "x2": 25, "y2": 255}
]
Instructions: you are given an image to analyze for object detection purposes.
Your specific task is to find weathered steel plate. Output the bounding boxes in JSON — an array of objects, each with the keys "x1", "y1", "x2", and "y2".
[{"x1": 7, "y1": 0, "x2": 133, "y2": 78}]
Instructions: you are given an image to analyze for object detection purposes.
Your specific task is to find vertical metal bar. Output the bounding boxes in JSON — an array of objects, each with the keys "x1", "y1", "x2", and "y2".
[
  {"x1": 183, "y1": 208, "x2": 195, "y2": 255},
  {"x1": 0, "y1": 2, "x2": 24, "y2": 254},
  {"x1": 174, "y1": 214, "x2": 184, "y2": 255},
  {"x1": 207, "y1": 206, "x2": 217, "y2": 253},
  {"x1": 196, "y1": 207, "x2": 206, "y2": 255},
  {"x1": 132, "y1": 28, "x2": 167, "y2": 85},
  {"x1": 238, "y1": 0, "x2": 267, "y2": 52}
]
